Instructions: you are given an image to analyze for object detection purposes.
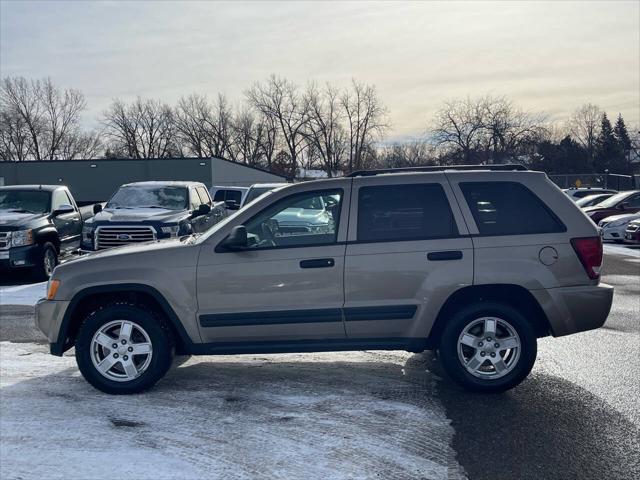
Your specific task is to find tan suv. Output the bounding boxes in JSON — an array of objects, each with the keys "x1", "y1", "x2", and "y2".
[{"x1": 35, "y1": 165, "x2": 613, "y2": 395}]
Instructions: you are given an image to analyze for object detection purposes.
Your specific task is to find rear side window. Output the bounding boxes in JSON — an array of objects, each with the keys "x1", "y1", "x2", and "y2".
[
  {"x1": 213, "y1": 190, "x2": 226, "y2": 202},
  {"x1": 460, "y1": 182, "x2": 565, "y2": 236},
  {"x1": 357, "y1": 184, "x2": 457, "y2": 242}
]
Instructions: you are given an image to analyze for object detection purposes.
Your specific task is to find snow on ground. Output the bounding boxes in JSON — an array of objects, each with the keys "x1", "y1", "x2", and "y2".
[
  {"x1": 0, "y1": 342, "x2": 466, "y2": 480},
  {"x1": 0, "y1": 282, "x2": 46, "y2": 306}
]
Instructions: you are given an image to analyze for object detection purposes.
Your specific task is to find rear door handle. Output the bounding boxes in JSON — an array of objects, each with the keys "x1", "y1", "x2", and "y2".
[
  {"x1": 427, "y1": 250, "x2": 463, "y2": 261},
  {"x1": 300, "y1": 258, "x2": 335, "y2": 269}
]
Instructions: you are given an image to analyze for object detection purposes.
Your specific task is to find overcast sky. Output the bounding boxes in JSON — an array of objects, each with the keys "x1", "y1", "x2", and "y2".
[{"x1": 1, "y1": 1, "x2": 638, "y2": 138}]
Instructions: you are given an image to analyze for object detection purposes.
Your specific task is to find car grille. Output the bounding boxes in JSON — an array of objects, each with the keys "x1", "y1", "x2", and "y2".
[
  {"x1": 0, "y1": 232, "x2": 10, "y2": 250},
  {"x1": 95, "y1": 226, "x2": 156, "y2": 250}
]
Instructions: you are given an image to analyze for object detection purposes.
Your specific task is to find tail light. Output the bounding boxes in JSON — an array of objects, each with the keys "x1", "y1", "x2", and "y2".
[{"x1": 570, "y1": 236, "x2": 603, "y2": 280}]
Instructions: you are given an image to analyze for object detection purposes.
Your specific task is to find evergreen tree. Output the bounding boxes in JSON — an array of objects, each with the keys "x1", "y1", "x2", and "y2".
[
  {"x1": 613, "y1": 114, "x2": 632, "y2": 153},
  {"x1": 595, "y1": 113, "x2": 625, "y2": 173}
]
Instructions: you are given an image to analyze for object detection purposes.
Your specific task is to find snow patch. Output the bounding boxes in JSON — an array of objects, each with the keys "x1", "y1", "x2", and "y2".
[
  {"x1": 1, "y1": 343, "x2": 466, "y2": 480},
  {"x1": 0, "y1": 282, "x2": 46, "y2": 306}
]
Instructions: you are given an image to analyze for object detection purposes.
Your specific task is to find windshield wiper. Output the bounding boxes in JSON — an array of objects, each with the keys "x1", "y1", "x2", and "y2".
[
  {"x1": 139, "y1": 205, "x2": 170, "y2": 209},
  {"x1": 6, "y1": 208, "x2": 35, "y2": 214}
]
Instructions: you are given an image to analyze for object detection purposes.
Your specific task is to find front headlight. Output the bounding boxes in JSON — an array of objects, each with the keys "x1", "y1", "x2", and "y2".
[
  {"x1": 82, "y1": 224, "x2": 94, "y2": 242},
  {"x1": 161, "y1": 225, "x2": 180, "y2": 237},
  {"x1": 10, "y1": 229, "x2": 34, "y2": 247}
]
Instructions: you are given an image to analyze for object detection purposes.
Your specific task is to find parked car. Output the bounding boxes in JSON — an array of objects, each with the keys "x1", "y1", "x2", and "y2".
[
  {"x1": 36, "y1": 165, "x2": 613, "y2": 395},
  {"x1": 582, "y1": 190, "x2": 640, "y2": 224},
  {"x1": 598, "y1": 213, "x2": 640, "y2": 242},
  {"x1": 209, "y1": 186, "x2": 249, "y2": 212},
  {"x1": 623, "y1": 219, "x2": 640, "y2": 244},
  {"x1": 0, "y1": 185, "x2": 88, "y2": 279},
  {"x1": 81, "y1": 181, "x2": 226, "y2": 250},
  {"x1": 575, "y1": 193, "x2": 615, "y2": 208},
  {"x1": 563, "y1": 187, "x2": 617, "y2": 201},
  {"x1": 242, "y1": 183, "x2": 289, "y2": 207}
]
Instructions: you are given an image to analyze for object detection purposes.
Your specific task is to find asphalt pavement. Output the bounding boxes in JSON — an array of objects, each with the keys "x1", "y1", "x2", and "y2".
[{"x1": 0, "y1": 250, "x2": 638, "y2": 479}]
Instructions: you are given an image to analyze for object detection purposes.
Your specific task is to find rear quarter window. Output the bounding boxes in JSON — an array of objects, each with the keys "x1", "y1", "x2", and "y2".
[{"x1": 460, "y1": 181, "x2": 565, "y2": 236}]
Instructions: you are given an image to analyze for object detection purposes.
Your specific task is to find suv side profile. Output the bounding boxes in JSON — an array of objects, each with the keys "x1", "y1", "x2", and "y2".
[{"x1": 36, "y1": 166, "x2": 613, "y2": 395}]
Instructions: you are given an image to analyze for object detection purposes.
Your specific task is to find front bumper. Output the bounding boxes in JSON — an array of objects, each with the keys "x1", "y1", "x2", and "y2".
[
  {"x1": 530, "y1": 283, "x2": 614, "y2": 337},
  {"x1": 0, "y1": 244, "x2": 41, "y2": 270},
  {"x1": 35, "y1": 298, "x2": 70, "y2": 353}
]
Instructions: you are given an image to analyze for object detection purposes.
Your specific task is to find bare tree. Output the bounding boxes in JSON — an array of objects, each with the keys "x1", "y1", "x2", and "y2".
[
  {"x1": 431, "y1": 97, "x2": 486, "y2": 164},
  {"x1": 173, "y1": 94, "x2": 211, "y2": 158},
  {"x1": 304, "y1": 82, "x2": 347, "y2": 176},
  {"x1": 0, "y1": 76, "x2": 89, "y2": 160},
  {"x1": 483, "y1": 96, "x2": 547, "y2": 163},
  {"x1": 379, "y1": 139, "x2": 436, "y2": 168},
  {"x1": 566, "y1": 103, "x2": 602, "y2": 163},
  {"x1": 229, "y1": 108, "x2": 267, "y2": 166},
  {"x1": 102, "y1": 97, "x2": 177, "y2": 159},
  {"x1": 246, "y1": 75, "x2": 310, "y2": 175}
]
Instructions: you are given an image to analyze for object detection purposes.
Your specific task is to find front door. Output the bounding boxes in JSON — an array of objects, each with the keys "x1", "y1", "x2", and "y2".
[
  {"x1": 196, "y1": 183, "x2": 351, "y2": 344},
  {"x1": 343, "y1": 174, "x2": 474, "y2": 341},
  {"x1": 51, "y1": 189, "x2": 82, "y2": 252}
]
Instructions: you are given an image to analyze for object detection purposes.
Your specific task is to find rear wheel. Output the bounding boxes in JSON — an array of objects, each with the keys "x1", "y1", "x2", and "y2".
[
  {"x1": 75, "y1": 303, "x2": 174, "y2": 394},
  {"x1": 438, "y1": 302, "x2": 537, "y2": 393}
]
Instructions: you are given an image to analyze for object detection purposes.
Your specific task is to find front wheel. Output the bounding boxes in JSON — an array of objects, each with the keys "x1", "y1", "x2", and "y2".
[
  {"x1": 75, "y1": 303, "x2": 174, "y2": 394},
  {"x1": 35, "y1": 242, "x2": 58, "y2": 280},
  {"x1": 438, "y1": 302, "x2": 537, "y2": 393}
]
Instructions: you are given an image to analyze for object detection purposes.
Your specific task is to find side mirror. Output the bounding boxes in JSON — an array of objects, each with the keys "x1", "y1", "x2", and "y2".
[
  {"x1": 53, "y1": 204, "x2": 74, "y2": 216},
  {"x1": 220, "y1": 225, "x2": 248, "y2": 251},
  {"x1": 225, "y1": 200, "x2": 240, "y2": 211},
  {"x1": 93, "y1": 203, "x2": 103, "y2": 214},
  {"x1": 194, "y1": 203, "x2": 211, "y2": 217}
]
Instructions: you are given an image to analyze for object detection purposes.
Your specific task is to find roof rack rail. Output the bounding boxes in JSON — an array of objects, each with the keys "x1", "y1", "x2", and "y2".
[{"x1": 345, "y1": 164, "x2": 528, "y2": 177}]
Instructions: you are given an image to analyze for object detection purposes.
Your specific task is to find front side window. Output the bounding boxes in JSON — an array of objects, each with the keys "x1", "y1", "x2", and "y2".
[
  {"x1": 244, "y1": 189, "x2": 343, "y2": 249},
  {"x1": 196, "y1": 187, "x2": 211, "y2": 206},
  {"x1": 52, "y1": 190, "x2": 74, "y2": 211},
  {"x1": 107, "y1": 186, "x2": 188, "y2": 210},
  {"x1": 357, "y1": 184, "x2": 457, "y2": 242},
  {"x1": 460, "y1": 182, "x2": 565, "y2": 236},
  {"x1": 0, "y1": 190, "x2": 50, "y2": 214}
]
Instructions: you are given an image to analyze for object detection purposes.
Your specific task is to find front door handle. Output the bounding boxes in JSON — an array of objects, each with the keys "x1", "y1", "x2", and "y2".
[
  {"x1": 427, "y1": 250, "x2": 463, "y2": 261},
  {"x1": 300, "y1": 258, "x2": 335, "y2": 269}
]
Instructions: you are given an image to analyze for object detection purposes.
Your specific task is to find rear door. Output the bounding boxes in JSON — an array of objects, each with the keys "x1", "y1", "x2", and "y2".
[
  {"x1": 343, "y1": 173, "x2": 473, "y2": 341},
  {"x1": 196, "y1": 181, "x2": 351, "y2": 344}
]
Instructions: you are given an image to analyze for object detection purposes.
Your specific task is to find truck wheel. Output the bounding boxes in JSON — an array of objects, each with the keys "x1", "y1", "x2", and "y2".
[
  {"x1": 35, "y1": 242, "x2": 58, "y2": 280},
  {"x1": 438, "y1": 302, "x2": 537, "y2": 393},
  {"x1": 75, "y1": 303, "x2": 174, "y2": 394}
]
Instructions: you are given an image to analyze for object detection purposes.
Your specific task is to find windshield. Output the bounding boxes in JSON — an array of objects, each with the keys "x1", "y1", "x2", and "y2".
[
  {"x1": 576, "y1": 194, "x2": 610, "y2": 207},
  {"x1": 0, "y1": 190, "x2": 50, "y2": 214},
  {"x1": 107, "y1": 186, "x2": 188, "y2": 210},
  {"x1": 595, "y1": 191, "x2": 636, "y2": 209},
  {"x1": 244, "y1": 187, "x2": 274, "y2": 205}
]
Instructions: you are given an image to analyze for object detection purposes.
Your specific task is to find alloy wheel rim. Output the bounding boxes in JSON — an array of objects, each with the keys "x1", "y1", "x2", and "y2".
[
  {"x1": 90, "y1": 320, "x2": 153, "y2": 382},
  {"x1": 457, "y1": 316, "x2": 521, "y2": 380}
]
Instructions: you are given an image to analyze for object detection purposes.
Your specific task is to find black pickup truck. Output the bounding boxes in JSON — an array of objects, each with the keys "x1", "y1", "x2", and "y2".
[
  {"x1": 0, "y1": 185, "x2": 87, "y2": 279},
  {"x1": 81, "y1": 181, "x2": 226, "y2": 251}
]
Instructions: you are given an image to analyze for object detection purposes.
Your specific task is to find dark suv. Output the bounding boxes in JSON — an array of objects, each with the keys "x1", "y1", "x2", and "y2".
[{"x1": 81, "y1": 181, "x2": 225, "y2": 250}]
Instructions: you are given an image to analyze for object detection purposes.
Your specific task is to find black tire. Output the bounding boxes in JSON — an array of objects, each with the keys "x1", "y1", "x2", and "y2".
[
  {"x1": 438, "y1": 302, "x2": 537, "y2": 393},
  {"x1": 75, "y1": 303, "x2": 174, "y2": 394},
  {"x1": 35, "y1": 242, "x2": 58, "y2": 280}
]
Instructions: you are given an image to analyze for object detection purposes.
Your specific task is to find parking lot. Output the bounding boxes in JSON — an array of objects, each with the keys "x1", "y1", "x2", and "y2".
[{"x1": 1, "y1": 244, "x2": 638, "y2": 480}]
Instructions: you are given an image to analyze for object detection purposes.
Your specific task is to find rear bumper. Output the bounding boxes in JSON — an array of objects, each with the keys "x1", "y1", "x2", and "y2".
[
  {"x1": 530, "y1": 283, "x2": 614, "y2": 337},
  {"x1": 35, "y1": 298, "x2": 70, "y2": 350}
]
